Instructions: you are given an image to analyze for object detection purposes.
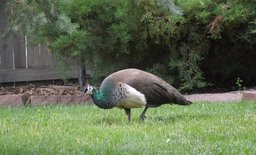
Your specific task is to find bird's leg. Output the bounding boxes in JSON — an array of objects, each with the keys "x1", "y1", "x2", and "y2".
[
  {"x1": 140, "y1": 106, "x2": 149, "y2": 121},
  {"x1": 124, "y1": 108, "x2": 131, "y2": 122}
]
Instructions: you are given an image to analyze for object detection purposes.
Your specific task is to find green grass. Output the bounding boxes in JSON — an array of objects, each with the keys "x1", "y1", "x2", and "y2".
[{"x1": 0, "y1": 102, "x2": 256, "y2": 154}]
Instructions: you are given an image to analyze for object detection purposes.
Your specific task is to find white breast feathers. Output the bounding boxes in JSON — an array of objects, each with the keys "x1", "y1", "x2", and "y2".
[{"x1": 116, "y1": 82, "x2": 147, "y2": 109}]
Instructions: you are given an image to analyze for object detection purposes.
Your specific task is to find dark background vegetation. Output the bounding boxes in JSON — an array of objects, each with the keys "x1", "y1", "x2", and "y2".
[{"x1": 5, "y1": 0, "x2": 256, "y2": 92}]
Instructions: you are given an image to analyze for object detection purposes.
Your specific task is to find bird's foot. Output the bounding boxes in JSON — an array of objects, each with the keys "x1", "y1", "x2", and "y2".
[
  {"x1": 124, "y1": 109, "x2": 131, "y2": 122},
  {"x1": 140, "y1": 115, "x2": 147, "y2": 121}
]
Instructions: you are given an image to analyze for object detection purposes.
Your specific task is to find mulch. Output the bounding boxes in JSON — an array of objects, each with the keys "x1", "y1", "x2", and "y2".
[{"x1": 0, "y1": 84, "x2": 83, "y2": 96}]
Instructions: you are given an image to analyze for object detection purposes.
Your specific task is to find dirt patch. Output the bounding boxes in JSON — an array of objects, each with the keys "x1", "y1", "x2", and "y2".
[{"x1": 185, "y1": 90, "x2": 256, "y2": 103}]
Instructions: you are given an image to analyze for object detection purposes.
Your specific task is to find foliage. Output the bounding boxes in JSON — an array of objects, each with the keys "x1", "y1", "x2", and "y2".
[
  {"x1": 6, "y1": 0, "x2": 256, "y2": 90},
  {"x1": 198, "y1": 0, "x2": 256, "y2": 88},
  {"x1": 235, "y1": 77, "x2": 244, "y2": 90},
  {"x1": 0, "y1": 102, "x2": 256, "y2": 154}
]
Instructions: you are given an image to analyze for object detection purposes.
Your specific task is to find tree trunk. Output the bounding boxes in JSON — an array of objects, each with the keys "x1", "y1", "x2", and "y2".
[{"x1": 78, "y1": 58, "x2": 86, "y2": 89}]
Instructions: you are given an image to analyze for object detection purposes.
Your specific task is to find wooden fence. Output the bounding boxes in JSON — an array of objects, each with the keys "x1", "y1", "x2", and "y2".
[{"x1": 0, "y1": 1, "x2": 79, "y2": 83}]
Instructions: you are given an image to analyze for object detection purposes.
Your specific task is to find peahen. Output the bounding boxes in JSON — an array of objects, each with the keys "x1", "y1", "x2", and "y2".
[{"x1": 83, "y1": 68, "x2": 192, "y2": 122}]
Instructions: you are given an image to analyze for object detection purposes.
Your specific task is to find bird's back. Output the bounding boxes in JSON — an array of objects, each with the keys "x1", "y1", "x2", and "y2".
[{"x1": 100, "y1": 68, "x2": 191, "y2": 107}]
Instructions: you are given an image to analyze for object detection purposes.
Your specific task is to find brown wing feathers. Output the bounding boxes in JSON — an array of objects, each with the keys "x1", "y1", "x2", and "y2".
[{"x1": 103, "y1": 68, "x2": 192, "y2": 106}]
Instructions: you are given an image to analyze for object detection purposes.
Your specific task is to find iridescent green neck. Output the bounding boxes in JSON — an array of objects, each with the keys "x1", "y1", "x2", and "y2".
[
  {"x1": 92, "y1": 89, "x2": 104, "y2": 102},
  {"x1": 91, "y1": 88, "x2": 112, "y2": 109}
]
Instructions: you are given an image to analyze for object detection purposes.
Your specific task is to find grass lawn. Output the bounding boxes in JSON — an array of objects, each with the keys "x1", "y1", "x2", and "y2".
[{"x1": 0, "y1": 101, "x2": 256, "y2": 154}]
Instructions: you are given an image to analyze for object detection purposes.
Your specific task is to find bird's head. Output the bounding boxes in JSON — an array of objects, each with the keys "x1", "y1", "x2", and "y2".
[{"x1": 82, "y1": 84, "x2": 94, "y2": 95}]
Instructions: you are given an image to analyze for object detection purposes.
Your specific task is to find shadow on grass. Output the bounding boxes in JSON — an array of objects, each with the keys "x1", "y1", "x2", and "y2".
[
  {"x1": 94, "y1": 117, "x2": 129, "y2": 126},
  {"x1": 149, "y1": 113, "x2": 212, "y2": 124},
  {"x1": 93, "y1": 113, "x2": 212, "y2": 125}
]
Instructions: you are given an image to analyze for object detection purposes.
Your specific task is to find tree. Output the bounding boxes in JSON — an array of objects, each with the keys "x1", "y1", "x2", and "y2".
[{"x1": 6, "y1": 0, "x2": 206, "y2": 90}]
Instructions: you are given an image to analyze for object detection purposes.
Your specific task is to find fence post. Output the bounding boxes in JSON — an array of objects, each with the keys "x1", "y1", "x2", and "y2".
[
  {"x1": 25, "y1": 35, "x2": 28, "y2": 69},
  {"x1": 12, "y1": 36, "x2": 15, "y2": 70}
]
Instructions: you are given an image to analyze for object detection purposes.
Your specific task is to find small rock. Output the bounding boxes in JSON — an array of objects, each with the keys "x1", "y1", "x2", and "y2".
[
  {"x1": 30, "y1": 95, "x2": 94, "y2": 105},
  {"x1": 0, "y1": 95, "x2": 28, "y2": 106}
]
